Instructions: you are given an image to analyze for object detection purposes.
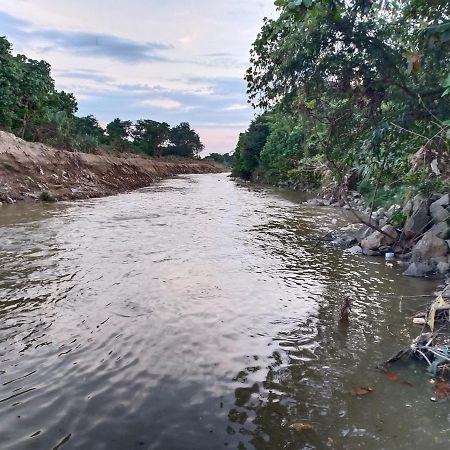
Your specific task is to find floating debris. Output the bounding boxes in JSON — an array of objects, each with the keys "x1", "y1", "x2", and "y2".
[
  {"x1": 384, "y1": 295, "x2": 450, "y2": 377},
  {"x1": 351, "y1": 386, "x2": 373, "y2": 397},
  {"x1": 289, "y1": 422, "x2": 314, "y2": 432}
]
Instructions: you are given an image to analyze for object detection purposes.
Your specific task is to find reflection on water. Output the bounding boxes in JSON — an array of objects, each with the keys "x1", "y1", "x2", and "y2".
[{"x1": 0, "y1": 174, "x2": 445, "y2": 450}]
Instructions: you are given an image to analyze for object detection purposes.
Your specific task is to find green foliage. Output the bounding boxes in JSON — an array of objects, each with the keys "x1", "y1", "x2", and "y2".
[
  {"x1": 232, "y1": 115, "x2": 271, "y2": 180},
  {"x1": 0, "y1": 36, "x2": 204, "y2": 159},
  {"x1": 204, "y1": 153, "x2": 233, "y2": 166},
  {"x1": 132, "y1": 120, "x2": 169, "y2": 156},
  {"x1": 390, "y1": 210, "x2": 407, "y2": 229},
  {"x1": 166, "y1": 122, "x2": 204, "y2": 158},
  {"x1": 232, "y1": 0, "x2": 450, "y2": 206},
  {"x1": 39, "y1": 191, "x2": 56, "y2": 203}
]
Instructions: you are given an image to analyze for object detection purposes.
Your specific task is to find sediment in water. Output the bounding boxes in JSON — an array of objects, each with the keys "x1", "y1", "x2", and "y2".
[{"x1": 0, "y1": 131, "x2": 222, "y2": 204}]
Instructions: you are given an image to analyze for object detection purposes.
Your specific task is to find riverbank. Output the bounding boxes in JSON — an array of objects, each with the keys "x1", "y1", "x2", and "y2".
[{"x1": 0, "y1": 131, "x2": 222, "y2": 204}]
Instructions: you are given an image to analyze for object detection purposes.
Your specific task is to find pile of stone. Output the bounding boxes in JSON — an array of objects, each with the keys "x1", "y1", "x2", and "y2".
[{"x1": 343, "y1": 193, "x2": 450, "y2": 277}]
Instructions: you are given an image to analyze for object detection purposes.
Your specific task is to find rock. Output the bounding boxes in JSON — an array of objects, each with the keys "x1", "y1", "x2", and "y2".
[
  {"x1": 430, "y1": 193, "x2": 443, "y2": 203},
  {"x1": 429, "y1": 222, "x2": 450, "y2": 240},
  {"x1": 443, "y1": 284, "x2": 450, "y2": 299},
  {"x1": 363, "y1": 248, "x2": 381, "y2": 256},
  {"x1": 430, "y1": 256, "x2": 449, "y2": 266},
  {"x1": 433, "y1": 194, "x2": 449, "y2": 208},
  {"x1": 403, "y1": 198, "x2": 431, "y2": 237},
  {"x1": 379, "y1": 246, "x2": 394, "y2": 255},
  {"x1": 412, "y1": 231, "x2": 449, "y2": 262},
  {"x1": 429, "y1": 202, "x2": 450, "y2": 224},
  {"x1": 386, "y1": 204, "x2": 400, "y2": 219},
  {"x1": 403, "y1": 262, "x2": 434, "y2": 277},
  {"x1": 376, "y1": 207, "x2": 386, "y2": 218},
  {"x1": 360, "y1": 225, "x2": 399, "y2": 250},
  {"x1": 437, "y1": 262, "x2": 450, "y2": 275},
  {"x1": 6, "y1": 196, "x2": 15, "y2": 204},
  {"x1": 332, "y1": 235, "x2": 356, "y2": 247},
  {"x1": 402, "y1": 200, "x2": 413, "y2": 217},
  {"x1": 349, "y1": 245, "x2": 363, "y2": 255}
]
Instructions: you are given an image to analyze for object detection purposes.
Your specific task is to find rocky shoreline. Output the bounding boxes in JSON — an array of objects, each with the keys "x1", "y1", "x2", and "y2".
[
  {"x1": 0, "y1": 131, "x2": 222, "y2": 205},
  {"x1": 308, "y1": 191, "x2": 450, "y2": 286}
]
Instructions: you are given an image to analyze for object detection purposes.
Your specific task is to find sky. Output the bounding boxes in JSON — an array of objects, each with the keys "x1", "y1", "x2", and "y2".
[{"x1": 0, "y1": 0, "x2": 276, "y2": 154}]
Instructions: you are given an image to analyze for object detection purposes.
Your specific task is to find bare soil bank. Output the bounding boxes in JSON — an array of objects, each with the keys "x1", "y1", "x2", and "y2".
[{"x1": 0, "y1": 131, "x2": 222, "y2": 204}]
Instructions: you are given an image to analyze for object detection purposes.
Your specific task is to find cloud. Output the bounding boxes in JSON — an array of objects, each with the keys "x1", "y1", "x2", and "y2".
[
  {"x1": 55, "y1": 69, "x2": 114, "y2": 83},
  {"x1": 224, "y1": 103, "x2": 249, "y2": 111},
  {"x1": 141, "y1": 98, "x2": 182, "y2": 110},
  {"x1": 0, "y1": 11, "x2": 172, "y2": 63}
]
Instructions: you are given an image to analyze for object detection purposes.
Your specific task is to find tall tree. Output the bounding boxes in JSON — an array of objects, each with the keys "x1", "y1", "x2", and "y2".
[
  {"x1": 133, "y1": 119, "x2": 170, "y2": 156},
  {"x1": 167, "y1": 122, "x2": 204, "y2": 158}
]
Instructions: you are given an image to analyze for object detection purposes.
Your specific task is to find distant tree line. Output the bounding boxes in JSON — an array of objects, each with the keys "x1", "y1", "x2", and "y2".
[
  {"x1": 203, "y1": 152, "x2": 233, "y2": 167},
  {"x1": 0, "y1": 36, "x2": 204, "y2": 158}
]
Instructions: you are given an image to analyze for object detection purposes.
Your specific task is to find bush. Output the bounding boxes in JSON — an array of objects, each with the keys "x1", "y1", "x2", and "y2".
[{"x1": 40, "y1": 191, "x2": 56, "y2": 203}]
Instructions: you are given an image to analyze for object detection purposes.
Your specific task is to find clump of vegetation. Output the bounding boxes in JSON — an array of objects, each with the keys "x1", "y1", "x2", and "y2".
[
  {"x1": 0, "y1": 37, "x2": 204, "y2": 158},
  {"x1": 39, "y1": 191, "x2": 56, "y2": 203},
  {"x1": 232, "y1": 0, "x2": 450, "y2": 206}
]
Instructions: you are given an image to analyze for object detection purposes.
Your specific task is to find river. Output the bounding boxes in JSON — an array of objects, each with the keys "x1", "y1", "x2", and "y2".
[{"x1": 0, "y1": 173, "x2": 447, "y2": 450}]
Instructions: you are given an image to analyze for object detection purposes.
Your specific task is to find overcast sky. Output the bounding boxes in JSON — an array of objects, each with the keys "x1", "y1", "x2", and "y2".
[{"x1": 0, "y1": 0, "x2": 276, "y2": 154}]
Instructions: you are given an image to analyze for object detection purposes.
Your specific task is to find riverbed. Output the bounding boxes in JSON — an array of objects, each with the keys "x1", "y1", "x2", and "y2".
[{"x1": 0, "y1": 173, "x2": 446, "y2": 449}]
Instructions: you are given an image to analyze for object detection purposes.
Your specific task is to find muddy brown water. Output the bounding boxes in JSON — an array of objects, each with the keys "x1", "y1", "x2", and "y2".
[{"x1": 0, "y1": 173, "x2": 447, "y2": 450}]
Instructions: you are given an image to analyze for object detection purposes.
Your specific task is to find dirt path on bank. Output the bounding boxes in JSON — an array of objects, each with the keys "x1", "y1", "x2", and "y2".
[{"x1": 0, "y1": 131, "x2": 222, "y2": 204}]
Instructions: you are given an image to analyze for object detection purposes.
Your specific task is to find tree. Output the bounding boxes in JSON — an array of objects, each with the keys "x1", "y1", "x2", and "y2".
[
  {"x1": 232, "y1": 115, "x2": 271, "y2": 180},
  {"x1": 0, "y1": 37, "x2": 21, "y2": 131},
  {"x1": 15, "y1": 56, "x2": 54, "y2": 139},
  {"x1": 238, "y1": 0, "x2": 450, "y2": 203},
  {"x1": 106, "y1": 118, "x2": 133, "y2": 151},
  {"x1": 167, "y1": 122, "x2": 204, "y2": 158},
  {"x1": 133, "y1": 119, "x2": 170, "y2": 156}
]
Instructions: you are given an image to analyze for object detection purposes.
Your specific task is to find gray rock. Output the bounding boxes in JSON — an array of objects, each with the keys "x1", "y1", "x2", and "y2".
[
  {"x1": 429, "y1": 202, "x2": 450, "y2": 224},
  {"x1": 349, "y1": 245, "x2": 363, "y2": 255},
  {"x1": 432, "y1": 193, "x2": 449, "y2": 208},
  {"x1": 443, "y1": 284, "x2": 450, "y2": 298},
  {"x1": 363, "y1": 248, "x2": 381, "y2": 256},
  {"x1": 430, "y1": 256, "x2": 449, "y2": 266},
  {"x1": 437, "y1": 262, "x2": 450, "y2": 275},
  {"x1": 403, "y1": 262, "x2": 434, "y2": 277},
  {"x1": 412, "y1": 231, "x2": 449, "y2": 261},
  {"x1": 404, "y1": 198, "x2": 431, "y2": 237},
  {"x1": 429, "y1": 221, "x2": 450, "y2": 240},
  {"x1": 361, "y1": 225, "x2": 399, "y2": 250},
  {"x1": 332, "y1": 235, "x2": 356, "y2": 247},
  {"x1": 386, "y1": 204, "x2": 400, "y2": 219},
  {"x1": 6, "y1": 196, "x2": 14, "y2": 204},
  {"x1": 402, "y1": 200, "x2": 413, "y2": 217}
]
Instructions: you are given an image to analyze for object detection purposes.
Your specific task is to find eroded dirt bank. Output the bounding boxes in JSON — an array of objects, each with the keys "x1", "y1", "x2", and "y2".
[{"x1": 0, "y1": 131, "x2": 222, "y2": 204}]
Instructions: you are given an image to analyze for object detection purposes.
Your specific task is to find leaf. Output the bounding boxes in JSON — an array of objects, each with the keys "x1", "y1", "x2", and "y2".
[
  {"x1": 305, "y1": 99, "x2": 317, "y2": 110},
  {"x1": 384, "y1": 373, "x2": 400, "y2": 381},
  {"x1": 289, "y1": 422, "x2": 314, "y2": 432},
  {"x1": 435, "y1": 383, "x2": 450, "y2": 393},
  {"x1": 351, "y1": 386, "x2": 374, "y2": 396}
]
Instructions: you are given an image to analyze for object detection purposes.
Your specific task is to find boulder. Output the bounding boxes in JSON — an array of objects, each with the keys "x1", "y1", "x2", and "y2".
[
  {"x1": 402, "y1": 200, "x2": 413, "y2": 217},
  {"x1": 360, "y1": 225, "x2": 399, "y2": 250},
  {"x1": 403, "y1": 198, "x2": 431, "y2": 237},
  {"x1": 432, "y1": 193, "x2": 449, "y2": 208},
  {"x1": 363, "y1": 248, "x2": 381, "y2": 256},
  {"x1": 437, "y1": 262, "x2": 450, "y2": 275},
  {"x1": 412, "y1": 231, "x2": 449, "y2": 262},
  {"x1": 403, "y1": 262, "x2": 434, "y2": 277},
  {"x1": 429, "y1": 202, "x2": 450, "y2": 224},
  {"x1": 349, "y1": 245, "x2": 363, "y2": 255},
  {"x1": 429, "y1": 221, "x2": 450, "y2": 240},
  {"x1": 443, "y1": 284, "x2": 450, "y2": 299}
]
